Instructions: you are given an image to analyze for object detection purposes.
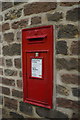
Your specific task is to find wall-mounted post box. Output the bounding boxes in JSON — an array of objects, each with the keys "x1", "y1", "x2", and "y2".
[{"x1": 22, "y1": 25, "x2": 54, "y2": 109}]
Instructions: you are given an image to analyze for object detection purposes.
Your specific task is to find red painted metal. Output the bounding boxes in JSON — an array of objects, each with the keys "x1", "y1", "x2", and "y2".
[{"x1": 22, "y1": 25, "x2": 54, "y2": 109}]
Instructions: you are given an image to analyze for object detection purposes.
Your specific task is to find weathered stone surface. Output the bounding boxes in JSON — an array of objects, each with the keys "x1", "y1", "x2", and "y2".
[
  {"x1": 4, "y1": 69, "x2": 17, "y2": 76},
  {"x1": 0, "y1": 57, "x2": 4, "y2": 66},
  {"x1": 56, "y1": 58, "x2": 78, "y2": 71},
  {"x1": 47, "y1": 12, "x2": 63, "y2": 22},
  {"x1": 69, "y1": 58, "x2": 79, "y2": 71},
  {"x1": 14, "y1": 2, "x2": 22, "y2": 5},
  {"x1": 6, "y1": 59, "x2": 13, "y2": 67},
  {"x1": 0, "y1": 45, "x2": 1, "y2": 55},
  {"x1": 72, "y1": 88, "x2": 80, "y2": 97},
  {"x1": 56, "y1": 58, "x2": 67, "y2": 70},
  {"x1": 66, "y1": 8, "x2": 80, "y2": 21},
  {"x1": 10, "y1": 112, "x2": 24, "y2": 118},
  {"x1": 0, "y1": 86, "x2": 10, "y2": 95},
  {"x1": 0, "y1": 24, "x2": 2, "y2": 32},
  {"x1": 19, "y1": 71, "x2": 22, "y2": 77},
  {"x1": 0, "y1": 77, "x2": 2, "y2": 84},
  {"x1": 24, "y1": 2, "x2": 57, "y2": 16},
  {"x1": 56, "y1": 41, "x2": 68, "y2": 55},
  {"x1": 2, "y1": 23, "x2": 10, "y2": 32},
  {"x1": 57, "y1": 85, "x2": 69, "y2": 96},
  {"x1": 57, "y1": 98, "x2": 80, "y2": 109},
  {"x1": 58, "y1": 24, "x2": 79, "y2": 38},
  {"x1": 60, "y1": 2, "x2": 79, "y2": 6},
  {"x1": 4, "y1": 97, "x2": 18, "y2": 110},
  {"x1": 4, "y1": 33, "x2": 14, "y2": 43},
  {"x1": 0, "y1": 68, "x2": 3, "y2": 75},
  {"x1": 31, "y1": 16, "x2": 41, "y2": 25},
  {"x1": 2, "y1": 2, "x2": 13, "y2": 11},
  {"x1": 70, "y1": 41, "x2": 80, "y2": 55},
  {"x1": 2, "y1": 77, "x2": 15, "y2": 86},
  {"x1": 14, "y1": 58, "x2": 21, "y2": 69},
  {"x1": 3, "y1": 43, "x2": 21, "y2": 56},
  {"x1": 19, "y1": 101, "x2": 32, "y2": 115},
  {"x1": 16, "y1": 31, "x2": 21, "y2": 41},
  {"x1": 0, "y1": 95, "x2": 3, "y2": 105},
  {"x1": 12, "y1": 89, "x2": 23, "y2": 98},
  {"x1": 0, "y1": 15, "x2": 3, "y2": 21},
  {"x1": 72, "y1": 112, "x2": 80, "y2": 119},
  {"x1": 5, "y1": 8, "x2": 22, "y2": 20},
  {"x1": 0, "y1": 34, "x2": 2, "y2": 43},
  {"x1": 17, "y1": 80, "x2": 22, "y2": 89},
  {"x1": 2, "y1": 107, "x2": 10, "y2": 118},
  {"x1": 12, "y1": 19, "x2": 28, "y2": 29},
  {"x1": 78, "y1": 59, "x2": 80, "y2": 72},
  {"x1": 61, "y1": 74, "x2": 80, "y2": 85},
  {"x1": 36, "y1": 107, "x2": 68, "y2": 118}
]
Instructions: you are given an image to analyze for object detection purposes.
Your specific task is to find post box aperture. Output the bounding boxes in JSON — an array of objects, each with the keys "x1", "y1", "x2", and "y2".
[{"x1": 22, "y1": 25, "x2": 54, "y2": 109}]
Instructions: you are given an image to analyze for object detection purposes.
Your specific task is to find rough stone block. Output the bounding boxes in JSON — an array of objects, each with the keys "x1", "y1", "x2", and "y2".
[
  {"x1": 60, "y1": 2, "x2": 79, "y2": 6},
  {"x1": 0, "y1": 68, "x2": 3, "y2": 75},
  {"x1": 4, "y1": 69, "x2": 17, "y2": 76},
  {"x1": 0, "y1": 34, "x2": 2, "y2": 43},
  {"x1": 61, "y1": 74, "x2": 80, "y2": 85},
  {"x1": 0, "y1": 86, "x2": 10, "y2": 95},
  {"x1": 4, "y1": 97, "x2": 18, "y2": 110},
  {"x1": 17, "y1": 80, "x2": 22, "y2": 89},
  {"x1": 58, "y1": 24, "x2": 79, "y2": 38},
  {"x1": 31, "y1": 16, "x2": 41, "y2": 25},
  {"x1": 19, "y1": 101, "x2": 33, "y2": 115},
  {"x1": 2, "y1": 77, "x2": 15, "y2": 86},
  {"x1": 72, "y1": 88, "x2": 80, "y2": 97},
  {"x1": 56, "y1": 85, "x2": 69, "y2": 96},
  {"x1": 12, "y1": 19, "x2": 28, "y2": 29},
  {"x1": 5, "y1": 8, "x2": 22, "y2": 20},
  {"x1": 6, "y1": 59, "x2": 13, "y2": 67},
  {"x1": 4, "y1": 33, "x2": 14, "y2": 43},
  {"x1": 2, "y1": 107, "x2": 10, "y2": 118},
  {"x1": 12, "y1": 89, "x2": 23, "y2": 98},
  {"x1": 70, "y1": 41, "x2": 80, "y2": 55},
  {"x1": 3, "y1": 43, "x2": 21, "y2": 56},
  {"x1": 0, "y1": 15, "x2": 3, "y2": 21},
  {"x1": 14, "y1": 58, "x2": 21, "y2": 69},
  {"x1": 72, "y1": 112, "x2": 80, "y2": 119},
  {"x1": 56, "y1": 41, "x2": 68, "y2": 55},
  {"x1": 0, "y1": 57, "x2": 4, "y2": 66},
  {"x1": 56, "y1": 58, "x2": 68, "y2": 70},
  {"x1": 14, "y1": 2, "x2": 22, "y2": 5},
  {"x1": 36, "y1": 107, "x2": 68, "y2": 119},
  {"x1": 0, "y1": 24, "x2": 2, "y2": 32},
  {"x1": 10, "y1": 112, "x2": 24, "y2": 118},
  {"x1": 24, "y1": 2, "x2": 57, "y2": 16},
  {"x1": 16, "y1": 31, "x2": 21, "y2": 41},
  {"x1": 56, "y1": 58, "x2": 78, "y2": 71},
  {"x1": 0, "y1": 95, "x2": 3, "y2": 105},
  {"x1": 66, "y1": 8, "x2": 80, "y2": 21},
  {"x1": 47, "y1": 12, "x2": 63, "y2": 22},
  {"x1": 2, "y1": 23, "x2": 10, "y2": 32},
  {"x1": 19, "y1": 71, "x2": 22, "y2": 77},
  {"x1": 57, "y1": 98, "x2": 80, "y2": 109},
  {"x1": 0, "y1": 45, "x2": 2, "y2": 55},
  {"x1": 2, "y1": 2, "x2": 13, "y2": 11}
]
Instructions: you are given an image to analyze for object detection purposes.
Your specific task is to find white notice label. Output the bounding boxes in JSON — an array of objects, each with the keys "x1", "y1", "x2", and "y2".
[{"x1": 31, "y1": 59, "x2": 42, "y2": 78}]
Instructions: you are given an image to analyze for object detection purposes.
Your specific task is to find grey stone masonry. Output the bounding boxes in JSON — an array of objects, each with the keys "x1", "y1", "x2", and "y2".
[
  {"x1": 66, "y1": 8, "x2": 80, "y2": 21},
  {"x1": 1, "y1": 1, "x2": 80, "y2": 119},
  {"x1": 3, "y1": 43, "x2": 21, "y2": 56}
]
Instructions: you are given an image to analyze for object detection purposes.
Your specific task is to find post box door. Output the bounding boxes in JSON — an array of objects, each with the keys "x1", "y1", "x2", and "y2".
[{"x1": 22, "y1": 25, "x2": 54, "y2": 109}]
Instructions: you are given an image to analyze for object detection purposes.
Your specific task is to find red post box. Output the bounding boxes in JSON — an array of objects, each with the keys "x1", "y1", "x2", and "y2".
[{"x1": 22, "y1": 25, "x2": 54, "y2": 109}]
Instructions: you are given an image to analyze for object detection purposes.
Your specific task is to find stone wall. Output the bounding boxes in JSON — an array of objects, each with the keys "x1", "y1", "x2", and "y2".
[{"x1": 0, "y1": 1, "x2": 80, "y2": 119}]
